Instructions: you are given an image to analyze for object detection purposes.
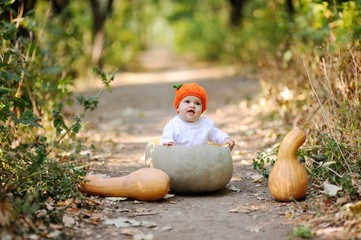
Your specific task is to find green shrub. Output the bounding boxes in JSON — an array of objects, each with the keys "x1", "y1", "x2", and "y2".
[{"x1": 0, "y1": 4, "x2": 115, "y2": 235}]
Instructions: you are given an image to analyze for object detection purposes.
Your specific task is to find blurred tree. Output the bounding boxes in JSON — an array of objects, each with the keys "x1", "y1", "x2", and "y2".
[
  {"x1": 286, "y1": 0, "x2": 295, "y2": 20},
  {"x1": 228, "y1": 0, "x2": 247, "y2": 27},
  {"x1": 0, "y1": 0, "x2": 72, "y2": 37},
  {"x1": 1, "y1": 0, "x2": 36, "y2": 20},
  {"x1": 50, "y1": 0, "x2": 70, "y2": 14},
  {"x1": 89, "y1": 0, "x2": 114, "y2": 66},
  {"x1": 1, "y1": 0, "x2": 36, "y2": 38},
  {"x1": 3, "y1": 0, "x2": 115, "y2": 67}
]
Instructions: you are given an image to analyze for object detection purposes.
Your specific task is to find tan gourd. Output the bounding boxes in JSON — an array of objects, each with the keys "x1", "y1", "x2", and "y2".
[
  {"x1": 268, "y1": 128, "x2": 308, "y2": 201},
  {"x1": 80, "y1": 168, "x2": 170, "y2": 201}
]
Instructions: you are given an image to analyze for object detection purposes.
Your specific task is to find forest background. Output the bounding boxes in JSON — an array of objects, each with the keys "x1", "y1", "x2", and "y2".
[{"x1": 1, "y1": 0, "x2": 360, "y2": 238}]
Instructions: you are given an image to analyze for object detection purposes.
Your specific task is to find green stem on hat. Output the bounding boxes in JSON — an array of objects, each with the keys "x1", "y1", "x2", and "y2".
[{"x1": 173, "y1": 84, "x2": 183, "y2": 90}]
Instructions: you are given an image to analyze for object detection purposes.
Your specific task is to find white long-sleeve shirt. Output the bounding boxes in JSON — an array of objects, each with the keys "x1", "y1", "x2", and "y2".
[{"x1": 160, "y1": 115, "x2": 229, "y2": 146}]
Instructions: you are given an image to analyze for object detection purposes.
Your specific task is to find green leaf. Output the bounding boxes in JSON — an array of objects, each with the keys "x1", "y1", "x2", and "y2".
[
  {"x1": 52, "y1": 110, "x2": 68, "y2": 136},
  {"x1": 84, "y1": 97, "x2": 99, "y2": 111},
  {"x1": 293, "y1": 225, "x2": 313, "y2": 238},
  {"x1": 42, "y1": 66, "x2": 62, "y2": 75},
  {"x1": 14, "y1": 110, "x2": 42, "y2": 127},
  {"x1": 72, "y1": 116, "x2": 81, "y2": 134},
  {"x1": 0, "y1": 86, "x2": 12, "y2": 94},
  {"x1": 173, "y1": 84, "x2": 183, "y2": 90}
]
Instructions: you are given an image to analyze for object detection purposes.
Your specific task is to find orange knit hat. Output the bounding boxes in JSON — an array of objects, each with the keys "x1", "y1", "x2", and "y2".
[{"x1": 173, "y1": 82, "x2": 207, "y2": 113}]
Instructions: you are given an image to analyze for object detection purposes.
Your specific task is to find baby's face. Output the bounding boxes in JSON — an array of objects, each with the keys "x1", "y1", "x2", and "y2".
[{"x1": 177, "y1": 96, "x2": 203, "y2": 122}]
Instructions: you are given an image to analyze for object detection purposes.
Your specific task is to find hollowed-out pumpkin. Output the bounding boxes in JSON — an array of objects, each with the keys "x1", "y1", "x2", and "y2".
[{"x1": 145, "y1": 142, "x2": 233, "y2": 193}]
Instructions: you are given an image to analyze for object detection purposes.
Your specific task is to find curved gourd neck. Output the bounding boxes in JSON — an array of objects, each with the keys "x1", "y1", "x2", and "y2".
[{"x1": 277, "y1": 128, "x2": 306, "y2": 161}]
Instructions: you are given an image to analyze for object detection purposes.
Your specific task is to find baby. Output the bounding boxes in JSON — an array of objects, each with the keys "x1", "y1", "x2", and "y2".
[{"x1": 160, "y1": 82, "x2": 235, "y2": 151}]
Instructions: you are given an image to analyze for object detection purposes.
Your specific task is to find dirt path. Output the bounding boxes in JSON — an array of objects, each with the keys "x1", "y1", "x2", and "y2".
[{"x1": 70, "y1": 49, "x2": 304, "y2": 240}]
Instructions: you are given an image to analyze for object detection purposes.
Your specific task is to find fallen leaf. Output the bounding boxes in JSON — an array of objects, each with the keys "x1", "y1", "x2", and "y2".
[
  {"x1": 348, "y1": 201, "x2": 361, "y2": 216},
  {"x1": 45, "y1": 203, "x2": 54, "y2": 211},
  {"x1": 85, "y1": 197, "x2": 102, "y2": 206},
  {"x1": 104, "y1": 217, "x2": 138, "y2": 228},
  {"x1": 159, "y1": 226, "x2": 173, "y2": 232},
  {"x1": 120, "y1": 228, "x2": 144, "y2": 236},
  {"x1": 132, "y1": 208, "x2": 157, "y2": 216},
  {"x1": 66, "y1": 207, "x2": 81, "y2": 215},
  {"x1": 323, "y1": 183, "x2": 342, "y2": 197},
  {"x1": 89, "y1": 213, "x2": 104, "y2": 224},
  {"x1": 56, "y1": 198, "x2": 76, "y2": 209},
  {"x1": 163, "y1": 194, "x2": 175, "y2": 199},
  {"x1": 229, "y1": 186, "x2": 241, "y2": 192},
  {"x1": 106, "y1": 197, "x2": 127, "y2": 201},
  {"x1": 62, "y1": 214, "x2": 75, "y2": 227},
  {"x1": 251, "y1": 174, "x2": 264, "y2": 183},
  {"x1": 24, "y1": 216, "x2": 36, "y2": 229},
  {"x1": 26, "y1": 234, "x2": 39, "y2": 240},
  {"x1": 81, "y1": 209, "x2": 93, "y2": 218},
  {"x1": 119, "y1": 208, "x2": 132, "y2": 213},
  {"x1": 229, "y1": 205, "x2": 259, "y2": 213},
  {"x1": 35, "y1": 209, "x2": 47, "y2": 219},
  {"x1": 335, "y1": 196, "x2": 350, "y2": 206},
  {"x1": 134, "y1": 233, "x2": 154, "y2": 240},
  {"x1": 47, "y1": 230, "x2": 62, "y2": 239},
  {"x1": 284, "y1": 211, "x2": 295, "y2": 219},
  {"x1": 256, "y1": 196, "x2": 267, "y2": 200},
  {"x1": 104, "y1": 217, "x2": 157, "y2": 228},
  {"x1": 245, "y1": 225, "x2": 261, "y2": 233},
  {"x1": 49, "y1": 223, "x2": 63, "y2": 230},
  {"x1": 140, "y1": 221, "x2": 157, "y2": 228}
]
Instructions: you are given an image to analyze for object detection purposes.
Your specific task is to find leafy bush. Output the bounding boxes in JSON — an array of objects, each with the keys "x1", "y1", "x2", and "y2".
[
  {"x1": 0, "y1": 9, "x2": 80, "y2": 200},
  {"x1": 0, "y1": 2, "x2": 115, "y2": 236},
  {"x1": 252, "y1": 24, "x2": 360, "y2": 201}
]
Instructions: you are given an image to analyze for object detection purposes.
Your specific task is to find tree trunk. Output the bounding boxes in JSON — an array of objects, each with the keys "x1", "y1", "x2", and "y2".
[
  {"x1": 50, "y1": 0, "x2": 70, "y2": 15},
  {"x1": 89, "y1": 0, "x2": 114, "y2": 66},
  {"x1": 228, "y1": 0, "x2": 247, "y2": 27},
  {"x1": 285, "y1": 0, "x2": 295, "y2": 21}
]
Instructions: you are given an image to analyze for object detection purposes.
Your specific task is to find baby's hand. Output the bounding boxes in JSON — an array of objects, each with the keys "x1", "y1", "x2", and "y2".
[
  {"x1": 223, "y1": 137, "x2": 235, "y2": 151},
  {"x1": 163, "y1": 142, "x2": 175, "y2": 146}
]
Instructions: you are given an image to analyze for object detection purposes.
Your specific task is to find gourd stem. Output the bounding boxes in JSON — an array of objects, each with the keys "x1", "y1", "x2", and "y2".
[{"x1": 277, "y1": 128, "x2": 306, "y2": 161}]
